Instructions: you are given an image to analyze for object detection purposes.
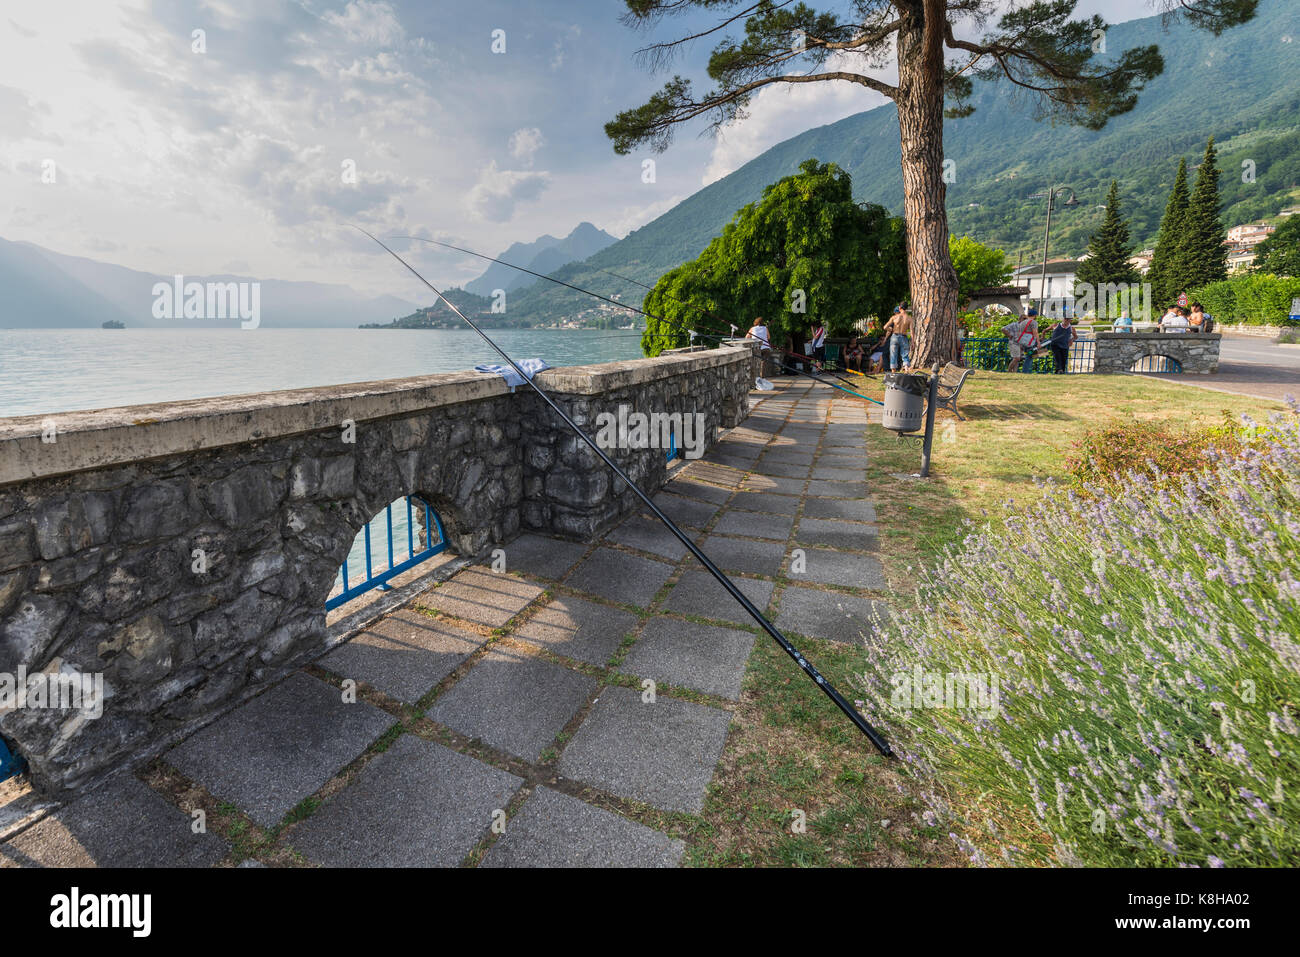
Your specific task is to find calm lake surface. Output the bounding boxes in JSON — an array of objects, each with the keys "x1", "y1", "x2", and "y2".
[{"x1": 0, "y1": 328, "x2": 646, "y2": 418}]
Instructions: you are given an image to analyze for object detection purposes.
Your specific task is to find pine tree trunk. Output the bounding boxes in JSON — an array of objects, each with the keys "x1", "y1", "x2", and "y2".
[{"x1": 895, "y1": 5, "x2": 960, "y2": 369}]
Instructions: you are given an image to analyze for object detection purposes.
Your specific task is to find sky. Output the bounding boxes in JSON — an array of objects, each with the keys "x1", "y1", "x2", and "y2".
[{"x1": 1, "y1": 0, "x2": 1146, "y2": 300}]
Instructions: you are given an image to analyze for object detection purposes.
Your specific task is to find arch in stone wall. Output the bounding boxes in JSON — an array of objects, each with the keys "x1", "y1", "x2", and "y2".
[{"x1": 1129, "y1": 353, "x2": 1184, "y2": 373}]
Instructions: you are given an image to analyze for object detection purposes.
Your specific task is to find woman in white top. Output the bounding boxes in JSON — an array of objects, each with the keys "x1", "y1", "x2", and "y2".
[{"x1": 1160, "y1": 308, "x2": 1190, "y2": 333}]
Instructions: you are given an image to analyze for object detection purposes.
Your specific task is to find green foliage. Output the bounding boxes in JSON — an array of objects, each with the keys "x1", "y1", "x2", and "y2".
[
  {"x1": 948, "y1": 236, "x2": 1013, "y2": 303},
  {"x1": 1145, "y1": 157, "x2": 1190, "y2": 307},
  {"x1": 640, "y1": 160, "x2": 908, "y2": 356},
  {"x1": 1075, "y1": 180, "x2": 1139, "y2": 292},
  {"x1": 1252, "y1": 215, "x2": 1300, "y2": 277},
  {"x1": 1190, "y1": 272, "x2": 1300, "y2": 324},
  {"x1": 1173, "y1": 137, "x2": 1229, "y2": 291}
]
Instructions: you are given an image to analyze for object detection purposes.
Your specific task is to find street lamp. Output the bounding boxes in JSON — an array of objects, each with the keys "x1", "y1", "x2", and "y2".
[{"x1": 1028, "y1": 185, "x2": 1073, "y2": 313}]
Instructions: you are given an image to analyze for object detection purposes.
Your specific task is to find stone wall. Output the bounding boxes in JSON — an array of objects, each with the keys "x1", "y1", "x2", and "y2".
[
  {"x1": 1093, "y1": 333, "x2": 1221, "y2": 374},
  {"x1": 0, "y1": 344, "x2": 755, "y2": 796}
]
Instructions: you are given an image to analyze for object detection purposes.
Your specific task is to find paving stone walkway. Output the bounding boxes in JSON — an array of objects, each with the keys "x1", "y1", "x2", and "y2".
[{"x1": 1, "y1": 376, "x2": 891, "y2": 868}]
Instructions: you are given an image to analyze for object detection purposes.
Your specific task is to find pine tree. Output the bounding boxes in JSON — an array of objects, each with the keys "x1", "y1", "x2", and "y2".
[
  {"x1": 1145, "y1": 158, "x2": 1189, "y2": 307},
  {"x1": 1076, "y1": 181, "x2": 1138, "y2": 312},
  {"x1": 1174, "y1": 137, "x2": 1228, "y2": 292}
]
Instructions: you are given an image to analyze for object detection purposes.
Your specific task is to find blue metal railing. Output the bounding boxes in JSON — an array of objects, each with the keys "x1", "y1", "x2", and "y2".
[
  {"x1": 961, "y1": 336, "x2": 1096, "y2": 373},
  {"x1": 0, "y1": 735, "x2": 25, "y2": 784},
  {"x1": 328, "y1": 495, "x2": 447, "y2": 610}
]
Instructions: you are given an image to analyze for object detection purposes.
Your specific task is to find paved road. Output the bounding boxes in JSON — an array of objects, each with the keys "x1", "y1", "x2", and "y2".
[{"x1": 1141, "y1": 335, "x2": 1300, "y2": 403}]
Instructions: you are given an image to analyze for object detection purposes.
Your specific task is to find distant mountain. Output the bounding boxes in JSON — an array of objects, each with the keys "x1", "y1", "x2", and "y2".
[
  {"x1": 509, "y1": 0, "x2": 1300, "y2": 324},
  {"x1": 463, "y1": 221, "x2": 616, "y2": 297},
  {"x1": 0, "y1": 239, "x2": 421, "y2": 329}
]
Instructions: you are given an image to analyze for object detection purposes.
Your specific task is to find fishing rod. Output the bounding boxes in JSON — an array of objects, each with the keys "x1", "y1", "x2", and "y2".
[
  {"x1": 389, "y1": 235, "x2": 883, "y2": 404},
  {"x1": 354, "y1": 225, "x2": 892, "y2": 758}
]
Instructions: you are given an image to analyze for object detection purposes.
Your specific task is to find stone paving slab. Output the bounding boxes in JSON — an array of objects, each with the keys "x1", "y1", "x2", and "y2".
[
  {"x1": 711, "y1": 509, "x2": 795, "y2": 541},
  {"x1": 662, "y1": 569, "x2": 774, "y2": 627},
  {"x1": 728, "y1": 490, "x2": 800, "y2": 514},
  {"x1": 567, "y1": 547, "x2": 676, "y2": 609},
  {"x1": 512, "y1": 595, "x2": 639, "y2": 666},
  {"x1": 790, "y1": 547, "x2": 887, "y2": 591},
  {"x1": 816, "y1": 453, "x2": 868, "y2": 469},
  {"x1": 663, "y1": 476, "x2": 733, "y2": 504},
  {"x1": 811, "y1": 467, "x2": 867, "y2": 482},
  {"x1": 426, "y1": 647, "x2": 597, "y2": 762},
  {"x1": 0, "y1": 774, "x2": 228, "y2": 868},
  {"x1": 795, "y1": 517, "x2": 878, "y2": 550},
  {"x1": 801, "y1": 498, "x2": 879, "y2": 523},
  {"x1": 418, "y1": 567, "x2": 544, "y2": 628},
  {"x1": 650, "y1": 491, "x2": 721, "y2": 529},
  {"x1": 775, "y1": 585, "x2": 888, "y2": 644},
  {"x1": 740, "y1": 475, "x2": 805, "y2": 495},
  {"x1": 496, "y1": 533, "x2": 589, "y2": 581},
  {"x1": 806, "y1": 479, "x2": 871, "y2": 498},
  {"x1": 699, "y1": 533, "x2": 787, "y2": 577},
  {"x1": 288, "y1": 734, "x2": 523, "y2": 868},
  {"x1": 557, "y1": 685, "x2": 731, "y2": 814},
  {"x1": 620, "y1": 617, "x2": 756, "y2": 700},
  {"x1": 318, "y1": 608, "x2": 484, "y2": 703},
  {"x1": 749, "y1": 460, "x2": 810, "y2": 479},
  {"x1": 681, "y1": 461, "x2": 747, "y2": 489},
  {"x1": 608, "y1": 513, "x2": 691, "y2": 561},
  {"x1": 760, "y1": 449, "x2": 815, "y2": 466},
  {"x1": 167, "y1": 672, "x2": 394, "y2": 828},
  {"x1": 481, "y1": 786, "x2": 683, "y2": 868}
]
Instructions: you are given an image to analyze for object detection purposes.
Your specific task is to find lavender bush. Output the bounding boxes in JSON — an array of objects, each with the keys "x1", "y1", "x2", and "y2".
[{"x1": 856, "y1": 403, "x2": 1300, "y2": 867}]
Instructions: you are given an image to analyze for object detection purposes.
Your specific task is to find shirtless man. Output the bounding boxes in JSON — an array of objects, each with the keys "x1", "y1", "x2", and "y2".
[{"x1": 883, "y1": 305, "x2": 912, "y2": 371}]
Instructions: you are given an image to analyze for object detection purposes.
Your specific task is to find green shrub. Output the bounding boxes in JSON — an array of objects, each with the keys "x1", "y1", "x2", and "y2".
[
  {"x1": 1190, "y1": 273, "x2": 1300, "y2": 325},
  {"x1": 1064, "y1": 418, "x2": 1245, "y2": 495}
]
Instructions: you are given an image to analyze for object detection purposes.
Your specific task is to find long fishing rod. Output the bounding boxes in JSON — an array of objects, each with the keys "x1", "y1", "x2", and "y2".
[
  {"x1": 389, "y1": 235, "x2": 883, "y2": 404},
  {"x1": 354, "y1": 226, "x2": 892, "y2": 758}
]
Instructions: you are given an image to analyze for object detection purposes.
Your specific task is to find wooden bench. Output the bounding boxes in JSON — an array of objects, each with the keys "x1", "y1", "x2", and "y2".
[{"x1": 935, "y1": 362, "x2": 974, "y2": 420}]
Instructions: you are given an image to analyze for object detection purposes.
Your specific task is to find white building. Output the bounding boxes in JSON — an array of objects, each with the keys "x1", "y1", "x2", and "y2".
[{"x1": 1014, "y1": 260, "x2": 1080, "y2": 317}]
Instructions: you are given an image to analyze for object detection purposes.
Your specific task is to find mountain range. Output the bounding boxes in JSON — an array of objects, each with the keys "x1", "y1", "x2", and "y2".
[
  {"x1": 463, "y1": 222, "x2": 615, "y2": 297},
  {"x1": 0, "y1": 238, "x2": 421, "y2": 329}
]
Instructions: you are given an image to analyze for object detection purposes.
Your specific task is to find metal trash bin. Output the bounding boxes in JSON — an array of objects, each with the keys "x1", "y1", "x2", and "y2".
[{"x1": 882, "y1": 372, "x2": 929, "y2": 433}]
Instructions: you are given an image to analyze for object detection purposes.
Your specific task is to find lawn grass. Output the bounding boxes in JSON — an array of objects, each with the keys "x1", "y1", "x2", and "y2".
[
  {"x1": 687, "y1": 370, "x2": 1284, "y2": 867},
  {"x1": 861, "y1": 370, "x2": 1285, "y2": 586}
]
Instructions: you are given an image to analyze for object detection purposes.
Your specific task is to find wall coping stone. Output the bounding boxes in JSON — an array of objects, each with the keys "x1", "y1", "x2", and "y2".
[{"x1": 0, "y1": 345, "x2": 752, "y2": 486}]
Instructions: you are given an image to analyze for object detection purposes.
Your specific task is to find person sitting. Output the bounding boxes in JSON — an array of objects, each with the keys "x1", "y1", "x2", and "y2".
[
  {"x1": 845, "y1": 334, "x2": 865, "y2": 372},
  {"x1": 1188, "y1": 302, "x2": 1209, "y2": 334},
  {"x1": 1160, "y1": 307, "x2": 1190, "y2": 333},
  {"x1": 1114, "y1": 309, "x2": 1134, "y2": 332}
]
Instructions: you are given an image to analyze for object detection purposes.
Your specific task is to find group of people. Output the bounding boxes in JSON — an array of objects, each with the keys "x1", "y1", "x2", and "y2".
[
  {"x1": 1000, "y1": 308, "x2": 1078, "y2": 374},
  {"x1": 1156, "y1": 302, "x2": 1214, "y2": 334},
  {"x1": 746, "y1": 309, "x2": 913, "y2": 375}
]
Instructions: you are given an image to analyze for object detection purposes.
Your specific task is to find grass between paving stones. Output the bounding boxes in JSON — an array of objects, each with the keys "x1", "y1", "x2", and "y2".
[{"x1": 857, "y1": 370, "x2": 1286, "y2": 587}]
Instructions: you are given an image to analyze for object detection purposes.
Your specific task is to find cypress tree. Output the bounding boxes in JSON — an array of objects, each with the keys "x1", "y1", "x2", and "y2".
[
  {"x1": 1174, "y1": 137, "x2": 1228, "y2": 291},
  {"x1": 1145, "y1": 158, "x2": 1189, "y2": 307},
  {"x1": 1076, "y1": 181, "x2": 1138, "y2": 313}
]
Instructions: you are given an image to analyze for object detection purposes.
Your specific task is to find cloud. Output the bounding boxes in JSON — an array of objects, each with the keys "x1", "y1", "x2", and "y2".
[
  {"x1": 465, "y1": 160, "x2": 551, "y2": 222},
  {"x1": 322, "y1": 0, "x2": 406, "y2": 46},
  {"x1": 603, "y1": 194, "x2": 686, "y2": 239},
  {"x1": 508, "y1": 127, "x2": 545, "y2": 165},
  {"x1": 0, "y1": 84, "x2": 46, "y2": 140},
  {"x1": 9, "y1": 19, "x2": 36, "y2": 38},
  {"x1": 702, "y1": 53, "x2": 891, "y2": 185}
]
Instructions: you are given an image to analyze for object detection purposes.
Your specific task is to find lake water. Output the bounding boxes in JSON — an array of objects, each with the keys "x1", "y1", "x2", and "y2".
[{"x1": 0, "y1": 328, "x2": 646, "y2": 418}]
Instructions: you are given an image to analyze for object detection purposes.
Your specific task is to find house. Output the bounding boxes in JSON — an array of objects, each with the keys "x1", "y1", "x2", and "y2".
[
  {"x1": 1014, "y1": 260, "x2": 1080, "y2": 317},
  {"x1": 1226, "y1": 222, "x2": 1275, "y2": 246},
  {"x1": 1129, "y1": 249, "x2": 1155, "y2": 274},
  {"x1": 1227, "y1": 245, "x2": 1258, "y2": 272}
]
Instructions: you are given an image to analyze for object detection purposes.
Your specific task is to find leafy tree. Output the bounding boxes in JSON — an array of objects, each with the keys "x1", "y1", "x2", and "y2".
[
  {"x1": 1251, "y1": 215, "x2": 1300, "y2": 277},
  {"x1": 948, "y1": 235, "x2": 1012, "y2": 303},
  {"x1": 1173, "y1": 137, "x2": 1228, "y2": 292},
  {"x1": 640, "y1": 160, "x2": 907, "y2": 356},
  {"x1": 605, "y1": 1, "x2": 1257, "y2": 367},
  {"x1": 1145, "y1": 157, "x2": 1190, "y2": 306},
  {"x1": 1076, "y1": 181, "x2": 1139, "y2": 297}
]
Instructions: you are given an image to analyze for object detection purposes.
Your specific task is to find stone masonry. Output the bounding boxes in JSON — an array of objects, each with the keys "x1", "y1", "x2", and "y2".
[
  {"x1": 0, "y1": 343, "x2": 756, "y2": 797},
  {"x1": 1093, "y1": 332, "x2": 1221, "y2": 374}
]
